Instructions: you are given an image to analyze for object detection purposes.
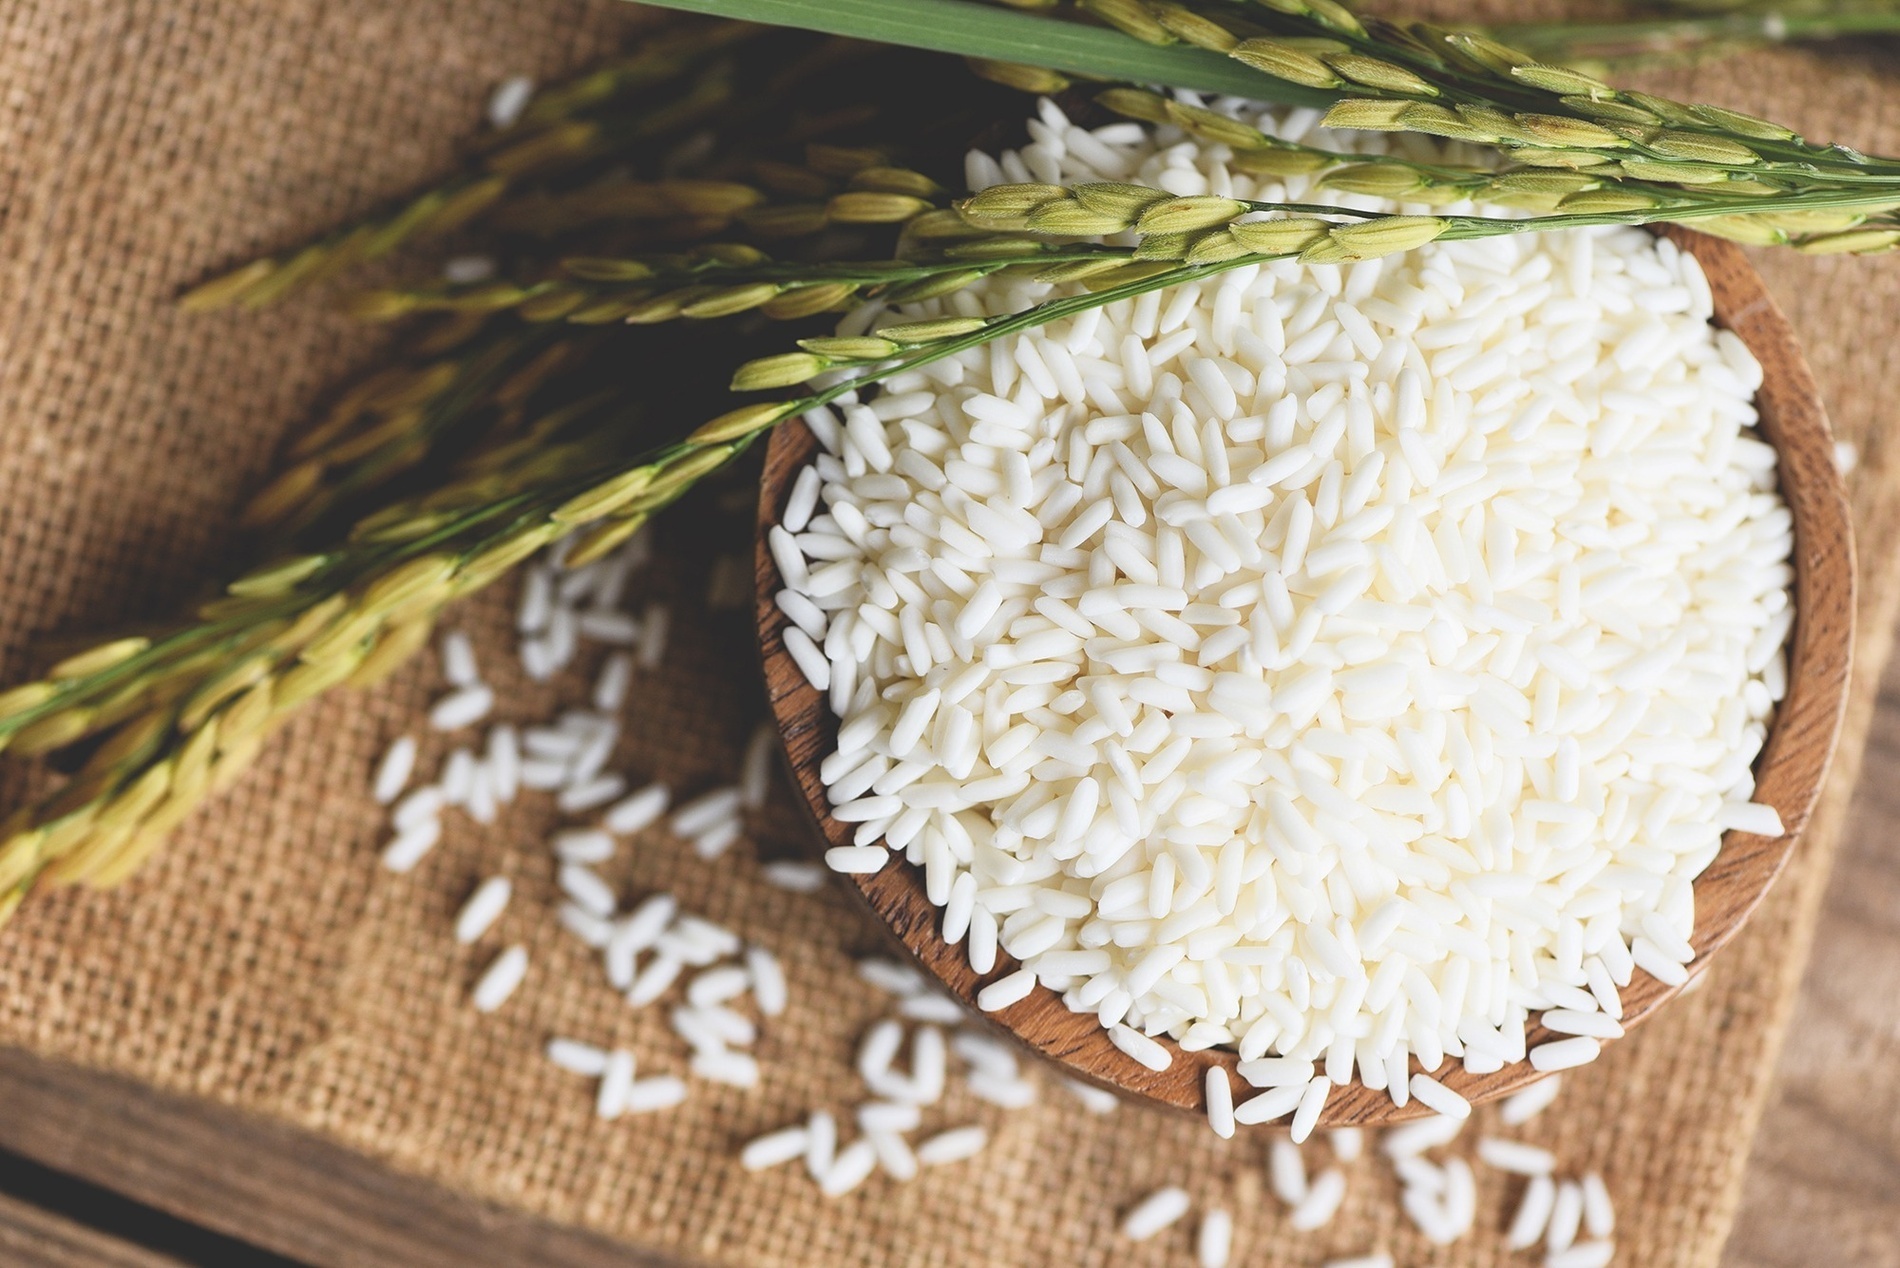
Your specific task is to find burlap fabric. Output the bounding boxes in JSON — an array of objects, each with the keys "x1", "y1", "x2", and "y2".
[{"x1": 2, "y1": 4, "x2": 1898, "y2": 1265}]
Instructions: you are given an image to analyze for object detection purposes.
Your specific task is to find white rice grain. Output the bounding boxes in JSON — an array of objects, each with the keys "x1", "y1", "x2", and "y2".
[
  {"x1": 546, "y1": 1038, "x2": 610, "y2": 1076},
  {"x1": 392, "y1": 784, "x2": 442, "y2": 832},
  {"x1": 485, "y1": 724, "x2": 520, "y2": 802},
  {"x1": 1548, "y1": 1180, "x2": 1585, "y2": 1254},
  {"x1": 595, "y1": 1049, "x2": 636, "y2": 1118},
  {"x1": 558, "y1": 863, "x2": 616, "y2": 918},
  {"x1": 1530, "y1": 1037, "x2": 1603, "y2": 1073},
  {"x1": 487, "y1": 75, "x2": 534, "y2": 128},
  {"x1": 1383, "y1": 1113, "x2": 1465, "y2": 1159},
  {"x1": 1064, "y1": 1079, "x2": 1121, "y2": 1114},
  {"x1": 825, "y1": 846, "x2": 888, "y2": 873},
  {"x1": 1197, "y1": 1209, "x2": 1233, "y2": 1268},
  {"x1": 1120, "y1": 1186, "x2": 1191, "y2": 1241},
  {"x1": 745, "y1": 945, "x2": 788, "y2": 1017},
  {"x1": 453, "y1": 876, "x2": 512, "y2": 944},
  {"x1": 604, "y1": 782, "x2": 670, "y2": 834},
  {"x1": 1409, "y1": 1073, "x2": 1471, "y2": 1120},
  {"x1": 741, "y1": 1125, "x2": 810, "y2": 1170},
  {"x1": 430, "y1": 685, "x2": 494, "y2": 731},
  {"x1": 381, "y1": 819, "x2": 442, "y2": 873},
  {"x1": 803, "y1": 1108, "x2": 837, "y2": 1179},
  {"x1": 579, "y1": 610, "x2": 640, "y2": 646},
  {"x1": 1478, "y1": 1137, "x2": 1556, "y2": 1176},
  {"x1": 783, "y1": 465, "x2": 823, "y2": 534},
  {"x1": 673, "y1": 786, "x2": 743, "y2": 837},
  {"x1": 593, "y1": 651, "x2": 634, "y2": 713},
  {"x1": 1290, "y1": 1167, "x2": 1346, "y2": 1231},
  {"x1": 373, "y1": 736, "x2": 418, "y2": 804},
  {"x1": 517, "y1": 567, "x2": 553, "y2": 634},
  {"x1": 691, "y1": 1047, "x2": 760, "y2": 1087},
  {"x1": 1508, "y1": 1174, "x2": 1558, "y2": 1249},
  {"x1": 440, "y1": 630, "x2": 479, "y2": 687},
  {"x1": 1204, "y1": 1065, "x2": 1235, "y2": 1139},
  {"x1": 868, "y1": 1128, "x2": 918, "y2": 1181},
  {"x1": 856, "y1": 1101, "x2": 921, "y2": 1134},
  {"x1": 761, "y1": 860, "x2": 827, "y2": 892},
  {"x1": 1290, "y1": 1076, "x2": 1331, "y2": 1143},
  {"x1": 916, "y1": 1125, "x2": 988, "y2": 1166},
  {"x1": 741, "y1": 722, "x2": 778, "y2": 810},
  {"x1": 559, "y1": 773, "x2": 627, "y2": 814},
  {"x1": 1501, "y1": 1075, "x2": 1564, "y2": 1125},
  {"x1": 693, "y1": 819, "x2": 743, "y2": 859},
  {"x1": 819, "y1": 1139, "x2": 878, "y2": 1197},
  {"x1": 977, "y1": 968, "x2": 1036, "y2": 1012},
  {"x1": 1581, "y1": 1172, "x2": 1616, "y2": 1238},
  {"x1": 1270, "y1": 1138, "x2": 1307, "y2": 1204},
  {"x1": 623, "y1": 1075, "x2": 689, "y2": 1112},
  {"x1": 559, "y1": 903, "x2": 615, "y2": 948},
  {"x1": 471, "y1": 945, "x2": 528, "y2": 1012},
  {"x1": 553, "y1": 827, "x2": 616, "y2": 864},
  {"x1": 439, "y1": 747, "x2": 476, "y2": 805},
  {"x1": 1235, "y1": 1082, "x2": 1307, "y2": 1127},
  {"x1": 638, "y1": 604, "x2": 671, "y2": 670},
  {"x1": 687, "y1": 964, "x2": 751, "y2": 1009},
  {"x1": 627, "y1": 953, "x2": 684, "y2": 1007},
  {"x1": 443, "y1": 255, "x2": 495, "y2": 285}
]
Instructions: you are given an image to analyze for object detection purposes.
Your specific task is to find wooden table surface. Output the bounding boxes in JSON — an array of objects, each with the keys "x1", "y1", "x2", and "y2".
[
  {"x1": 1726, "y1": 630, "x2": 1900, "y2": 1268},
  {"x1": 0, "y1": 655, "x2": 1894, "y2": 1267}
]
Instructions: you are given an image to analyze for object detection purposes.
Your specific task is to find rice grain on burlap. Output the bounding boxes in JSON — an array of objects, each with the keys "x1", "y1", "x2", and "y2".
[{"x1": 1, "y1": 4, "x2": 1897, "y2": 1266}]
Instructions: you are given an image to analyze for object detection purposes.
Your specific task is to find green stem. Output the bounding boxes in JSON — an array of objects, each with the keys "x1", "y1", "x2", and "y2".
[
  {"x1": 630, "y1": 0, "x2": 1900, "y2": 183},
  {"x1": 783, "y1": 185, "x2": 1900, "y2": 384},
  {"x1": 766, "y1": 257, "x2": 1245, "y2": 420},
  {"x1": 1307, "y1": 16, "x2": 1900, "y2": 177},
  {"x1": 1340, "y1": 186, "x2": 1900, "y2": 232},
  {"x1": 627, "y1": 0, "x2": 1333, "y2": 103}
]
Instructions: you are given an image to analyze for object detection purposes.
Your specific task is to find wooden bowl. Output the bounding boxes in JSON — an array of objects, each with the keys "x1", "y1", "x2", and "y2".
[{"x1": 754, "y1": 227, "x2": 1854, "y2": 1126}]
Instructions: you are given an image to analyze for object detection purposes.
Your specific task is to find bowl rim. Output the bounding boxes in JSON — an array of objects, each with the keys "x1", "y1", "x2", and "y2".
[{"x1": 753, "y1": 225, "x2": 1855, "y2": 1125}]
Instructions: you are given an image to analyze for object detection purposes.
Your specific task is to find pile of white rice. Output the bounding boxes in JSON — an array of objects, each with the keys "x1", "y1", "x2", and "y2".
[{"x1": 772, "y1": 94, "x2": 1795, "y2": 1121}]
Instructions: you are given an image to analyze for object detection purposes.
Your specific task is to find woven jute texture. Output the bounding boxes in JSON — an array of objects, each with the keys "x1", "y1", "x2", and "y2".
[{"x1": 2, "y1": 4, "x2": 1899, "y2": 1266}]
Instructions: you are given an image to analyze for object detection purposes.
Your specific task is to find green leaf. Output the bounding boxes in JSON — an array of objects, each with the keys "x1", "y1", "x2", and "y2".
[{"x1": 630, "y1": 0, "x2": 1335, "y2": 104}]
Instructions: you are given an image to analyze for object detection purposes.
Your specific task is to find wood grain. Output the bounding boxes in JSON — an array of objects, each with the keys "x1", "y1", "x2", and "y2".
[
  {"x1": 754, "y1": 228, "x2": 1856, "y2": 1125},
  {"x1": 0, "y1": 1189, "x2": 185, "y2": 1268},
  {"x1": 0, "y1": 1048, "x2": 676, "y2": 1268},
  {"x1": 1722, "y1": 640, "x2": 1900, "y2": 1267}
]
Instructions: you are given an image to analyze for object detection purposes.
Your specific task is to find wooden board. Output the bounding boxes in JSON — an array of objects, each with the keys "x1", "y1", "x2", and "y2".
[
  {"x1": 1723, "y1": 638, "x2": 1900, "y2": 1266},
  {"x1": 0, "y1": 639, "x2": 1894, "y2": 1263},
  {"x1": 0, "y1": 646, "x2": 1895, "y2": 1262},
  {"x1": 0, "y1": 1189, "x2": 186, "y2": 1268},
  {"x1": 0, "y1": 1046, "x2": 669, "y2": 1268}
]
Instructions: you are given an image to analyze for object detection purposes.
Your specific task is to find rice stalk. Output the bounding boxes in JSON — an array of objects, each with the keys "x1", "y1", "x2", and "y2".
[
  {"x1": 645, "y1": 0, "x2": 1900, "y2": 233},
  {"x1": 179, "y1": 21, "x2": 766, "y2": 312},
  {"x1": 0, "y1": 233, "x2": 1259, "y2": 915},
  {"x1": 950, "y1": 176, "x2": 1900, "y2": 256},
  {"x1": 0, "y1": 408, "x2": 695, "y2": 906},
  {"x1": 11, "y1": 7, "x2": 1896, "y2": 924}
]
